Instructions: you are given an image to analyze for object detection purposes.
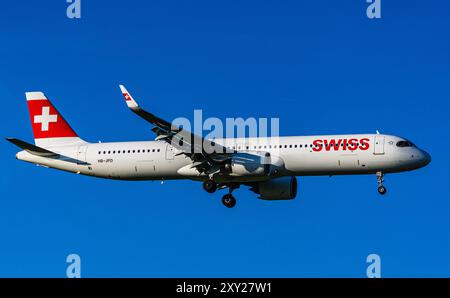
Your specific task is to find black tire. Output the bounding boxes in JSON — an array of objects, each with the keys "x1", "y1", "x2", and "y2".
[
  {"x1": 378, "y1": 186, "x2": 387, "y2": 195},
  {"x1": 202, "y1": 179, "x2": 217, "y2": 193},
  {"x1": 222, "y1": 194, "x2": 236, "y2": 208}
]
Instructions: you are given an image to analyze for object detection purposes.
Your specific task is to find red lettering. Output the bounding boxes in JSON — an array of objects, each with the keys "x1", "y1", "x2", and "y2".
[
  {"x1": 343, "y1": 139, "x2": 348, "y2": 151},
  {"x1": 313, "y1": 139, "x2": 323, "y2": 152},
  {"x1": 324, "y1": 139, "x2": 342, "y2": 151},
  {"x1": 347, "y1": 138, "x2": 358, "y2": 151},
  {"x1": 312, "y1": 137, "x2": 370, "y2": 152},
  {"x1": 359, "y1": 138, "x2": 370, "y2": 150}
]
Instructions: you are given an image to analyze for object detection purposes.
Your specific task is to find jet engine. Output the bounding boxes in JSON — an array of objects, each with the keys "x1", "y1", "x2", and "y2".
[{"x1": 251, "y1": 176, "x2": 297, "y2": 200}]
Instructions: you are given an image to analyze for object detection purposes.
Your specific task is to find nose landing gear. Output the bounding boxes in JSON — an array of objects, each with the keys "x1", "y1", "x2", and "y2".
[{"x1": 376, "y1": 171, "x2": 387, "y2": 195}]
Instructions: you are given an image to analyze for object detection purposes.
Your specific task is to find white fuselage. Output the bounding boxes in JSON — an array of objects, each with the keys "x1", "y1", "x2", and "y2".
[{"x1": 16, "y1": 134, "x2": 431, "y2": 182}]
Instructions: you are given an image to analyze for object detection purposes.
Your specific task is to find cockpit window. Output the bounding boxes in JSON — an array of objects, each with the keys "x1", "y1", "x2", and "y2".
[{"x1": 396, "y1": 140, "x2": 415, "y2": 148}]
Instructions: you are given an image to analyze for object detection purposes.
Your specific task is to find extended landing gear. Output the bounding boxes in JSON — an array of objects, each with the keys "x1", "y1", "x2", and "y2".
[
  {"x1": 376, "y1": 171, "x2": 387, "y2": 195},
  {"x1": 221, "y1": 184, "x2": 239, "y2": 208},
  {"x1": 202, "y1": 179, "x2": 239, "y2": 208},
  {"x1": 222, "y1": 194, "x2": 236, "y2": 208},
  {"x1": 202, "y1": 179, "x2": 217, "y2": 193}
]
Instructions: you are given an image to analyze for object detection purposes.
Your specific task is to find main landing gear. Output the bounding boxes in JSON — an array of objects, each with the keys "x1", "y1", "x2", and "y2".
[
  {"x1": 202, "y1": 179, "x2": 238, "y2": 208},
  {"x1": 376, "y1": 171, "x2": 387, "y2": 195},
  {"x1": 202, "y1": 179, "x2": 217, "y2": 193},
  {"x1": 222, "y1": 193, "x2": 236, "y2": 208}
]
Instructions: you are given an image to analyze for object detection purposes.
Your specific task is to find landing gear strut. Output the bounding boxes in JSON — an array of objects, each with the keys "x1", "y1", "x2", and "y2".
[
  {"x1": 376, "y1": 171, "x2": 387, "y2": 195},
  {"x1": 202, "y1": 179, "x2": 217, "y2": 193}
]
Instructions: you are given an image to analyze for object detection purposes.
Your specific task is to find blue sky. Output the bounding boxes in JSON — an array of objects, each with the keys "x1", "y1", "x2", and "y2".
[{"x1": 0, "y1": 0, "x2": 449, "y2": 277}]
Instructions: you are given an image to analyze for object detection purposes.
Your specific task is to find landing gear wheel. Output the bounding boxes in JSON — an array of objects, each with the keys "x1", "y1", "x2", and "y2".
[
  {"x1": 378, "y1": 186, "x2": 387, "y2": 195},
  {"x1": 202, "y1": 179, "x2": 217, "y2": 193},
  {"x1": 222, "y1": 194, "x2": 236, "y2": 208}
]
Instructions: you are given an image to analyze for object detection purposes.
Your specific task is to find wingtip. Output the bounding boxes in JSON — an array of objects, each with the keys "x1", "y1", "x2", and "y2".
[
  {"x1": 5, "y1": 137, "x2": 18, "y2": 146},
  {"x1": 119, "y1": 84, "x2": 139, "y2": 108}
]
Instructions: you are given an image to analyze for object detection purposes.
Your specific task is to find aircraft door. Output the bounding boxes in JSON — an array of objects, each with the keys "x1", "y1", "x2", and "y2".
[
  {"x1": 373, "y1": 136, "x2": 385, "y2": 155},
  {"x1": 77, "y1": 145, "x2": 88, "y2": 164},
  {"x1": 165, "y1": 144, "x2": 175, "y2": 160}
]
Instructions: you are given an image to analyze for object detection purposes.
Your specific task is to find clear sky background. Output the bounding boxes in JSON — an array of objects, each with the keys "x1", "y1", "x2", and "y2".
[{"x1": 0, "y1": 0, "x2": 449, "y2": 277}]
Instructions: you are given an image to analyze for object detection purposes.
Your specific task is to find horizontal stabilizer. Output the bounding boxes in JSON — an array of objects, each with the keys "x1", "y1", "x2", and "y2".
[{"x1": 5, "y1": 138, "x2": 59, "y2": 157}]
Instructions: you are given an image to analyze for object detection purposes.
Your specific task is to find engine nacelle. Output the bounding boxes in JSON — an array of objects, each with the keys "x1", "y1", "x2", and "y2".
[{"x1": 256, "y1": 176, "x2": 297, "y2": 200}]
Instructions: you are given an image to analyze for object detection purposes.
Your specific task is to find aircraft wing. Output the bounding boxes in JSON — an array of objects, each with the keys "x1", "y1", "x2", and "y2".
[{"x1": 119, "y1": 85, "x2": 236, "y2": 175}]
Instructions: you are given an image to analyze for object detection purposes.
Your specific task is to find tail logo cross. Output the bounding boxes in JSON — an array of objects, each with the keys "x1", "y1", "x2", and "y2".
[{"x1": 34, "y1": 106, "x2": 58, "y2": 131}]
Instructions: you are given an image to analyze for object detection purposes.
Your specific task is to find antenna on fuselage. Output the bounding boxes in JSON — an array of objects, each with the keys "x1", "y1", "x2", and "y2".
[{"x1": 376, "y1": 130, "x2": 380, "y2": 135}]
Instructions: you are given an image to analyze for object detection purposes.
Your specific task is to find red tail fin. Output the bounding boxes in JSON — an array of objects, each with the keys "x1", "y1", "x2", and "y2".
[{"x1": 26, "y1": 92, "x2": 82, "y2": 147}]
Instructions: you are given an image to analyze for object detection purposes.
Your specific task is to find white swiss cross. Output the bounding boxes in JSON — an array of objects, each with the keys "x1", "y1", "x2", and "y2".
[{"x1": 34, "y1": 106, "x2": 58, "y2": 131}]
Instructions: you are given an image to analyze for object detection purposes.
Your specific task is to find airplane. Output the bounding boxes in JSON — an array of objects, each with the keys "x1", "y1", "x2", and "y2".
[{"x1": 6, "y1": 85, "x2": 431, "y2": 208}]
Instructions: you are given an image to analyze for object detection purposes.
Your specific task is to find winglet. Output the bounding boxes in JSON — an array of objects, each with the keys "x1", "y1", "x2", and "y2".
[{"x1": 119, "y1": 84, "x2": 139, "y2": 110}]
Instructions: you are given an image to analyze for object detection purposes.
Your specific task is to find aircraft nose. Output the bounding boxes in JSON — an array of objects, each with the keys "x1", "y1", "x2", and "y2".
[{"x1": 420, "y1": 150, "x2": 431, "y2": 166}]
